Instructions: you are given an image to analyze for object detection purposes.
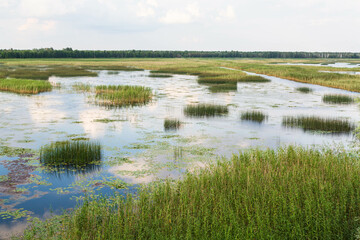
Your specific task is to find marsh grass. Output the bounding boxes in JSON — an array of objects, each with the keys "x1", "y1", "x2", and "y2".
[
  {"x1": 208, "y1": 83, "x2": 237, "y2": 93},
  {"x1": 238, "y1": 75, "x2": 270, "y2": 82},
  {"x1": 40, "y1": 140, "x2": 102, "y2": 166},
  {"x1": 107, "y1": 71, "x2": 119, "y2": 75},
  {"x1": 164, "y1": 118, "x2": 181, "y2": 131},
  {"x1": 72, "y1": 83, "x2": 92, "y2": 92},
  {"x1": 322, "y1": 94, "x2": 354, "y2": 104},
  {"x1": 95, "y1": 85, "x2": 152, "y2": 107},
  {"x1": 184, "y1": 104, "x2": 228, "y2": 117},
  {"x1": 0, "y1": 78, "x2": 52, "y2": 94},
  {"x1": 149, "y1": 74, "x2": 173, "y2": 78},
  {"x1": 23, "y1": 146, "x2": 360, "y2": 240},
  {"x1": 282, "y1": 116, "x2": 355, "y2": 133},
  {"x1": 241, "y1": 110, "x2": 268, "y2": 123},
  {"x1": 296, "y1": 87, "x2": 313, "y2": 93}
]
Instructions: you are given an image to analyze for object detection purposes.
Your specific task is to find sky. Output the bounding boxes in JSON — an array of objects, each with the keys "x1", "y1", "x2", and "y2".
[{"x1": 1, "y1": 0, "x2": 360, "y2": 51}]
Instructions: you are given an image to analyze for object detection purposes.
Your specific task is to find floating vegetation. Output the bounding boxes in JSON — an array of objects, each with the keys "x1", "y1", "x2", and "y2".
[
  {"x1": 40, "y1": 141, "x2": 102, "y2": 166},
  {"x1": 93, "y1": 118, "x2": 126, "y2": 123},
  {"x1": 238, "y1": 75, "x2": 270, "y2": 82},
  {"x1": 208, "y1": 83, "x2": 237, "y2": 93},
  {"x1": 95, "y1": 85, "x2": 152, "y2": 107},
  {"x1": 164, "y1": 118, "x2": 181, "y2": 131},
  {"x1": 149, "y1": 74, "x2": 173, "y2": 78},
  {"x1": 0, "y1": 78, "x2": 52, "y2": 94},
  {"x1": 184, "y1": 104, "x2": 228, "y2": 118},
  {"x1": 72, "y1": 83, "x2": 92, "y2": 92},
  {"x1": 282, "y1": 116, "x2": 355, "y2": 134},
  {"x1": 296, "y1": 87, "x2": 313, "y2": 93},
  {"x1": 241, "y1": 110, "x2": 268, "y2": 123},
  {"x1": 322, "y1": 94, "x2": 354, "y2": 104},
  {"x1": 22, "y1": 146, "x2": 360, "y2": 239}
]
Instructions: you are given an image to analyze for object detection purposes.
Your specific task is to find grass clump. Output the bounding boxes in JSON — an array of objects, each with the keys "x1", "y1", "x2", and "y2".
[
  {"x1": 0, "y1": 78, "x2": 52, "y2": 94},
  {"x1": 208, "y1": 83, "x2": 237, "y2": 93},
  {"x1": 282, "y1": 115, "x2": 355, "y2": 133},
  {"x1": 23, "y1": 146, "x2": 360, "y2": 239},
  {"x1": 238, "y1": 75, "x2": 270, "y2": 82},
  {"x1": 149, "y1": 74, "x2": 173, "y2": 78},
  {"x1": 164, "y1": 118, "x2": 181, "y2": 131},
  {"x1": 241, "y1": 110, "x2": 268, "y2": 123},
  {"x1": 184, "y1": 104, "x2": 228, "y2": 117},
  {"x1": 296, "y1": 87, "x2": 313, "y2": 93},
  {"x1": 40, "y1": 140, "x2": 102, "y2": 166},
  {"x1": 72, "y1": 83, "x2": 92, "y2": 92},
  {"x1": 322, "y1": 94, "x2": 354, "y2": 104},
  {"x1": 95, "y1": 85, "x2": 152, "y2": 107}
]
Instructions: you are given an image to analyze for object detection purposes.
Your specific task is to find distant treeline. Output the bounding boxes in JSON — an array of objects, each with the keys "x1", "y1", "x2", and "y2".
[{"x1": 0, "y1": 48, "x2": 359, "y2": 59}]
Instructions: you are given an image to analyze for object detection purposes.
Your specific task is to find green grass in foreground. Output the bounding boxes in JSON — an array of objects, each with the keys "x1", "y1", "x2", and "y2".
[
  {"x1": 322, "y1": 94, "x2": 354, "y2": 104},
  {"x1": 282, "y1": 115, "x2": 355, "y2": 133},
  {"x1": 184, "y1": 104, "x2": 228, "y2": 117},
  {"x1": 164, "y1": 118, "x2": 181, "y2": 131},
  {"x1": 95, "y1": 85, "x2": 152, "y2": 107},
  {"x1": 296, "y1": 87, "x2": 313, "y2": 93},
  {"x1": 40, "y1": 140, "x2": 102, "y2": 166},
  {"x1": 0, "y1": 78, "x2": 52, "y2": 94},
  {"x1": 241, "y1": 110, "x2": 268, "y2": 123},
  {"x1": 22, "y1": 146, "x2": 360, "y2": 239}
]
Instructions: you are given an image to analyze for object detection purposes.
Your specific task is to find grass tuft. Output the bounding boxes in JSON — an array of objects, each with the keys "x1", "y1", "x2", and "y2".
[
  {"x1": 149, "y1": 74, "x2": 173, "y2": 78},
  {"x1": 0, "y1": 78, "x2": 52, "y2": 94},
  {"x1": 241, "y1": 110, "x2": 268, "y2": 123},
  {"x1": 164, "y1": 118, "x2": 181, "y2": 131},
  {"x1": 95, "y1": 85, "x2": 152, "y2": 107},
  {"x1": 282, "y1": 115, "x2": 355, "y2": 133},
  {"x1": 296, "y1": 87, "x2": 313, "y2": 93},
  {"x1": 238, "y1": 75, "x2": 271, "y2": 82},
  {"x1": 184, "y1": 104, "x2": 228, "y2": 117},
  {"x1": 322, "y1": 94, "x2": 354, "y2": 104}
]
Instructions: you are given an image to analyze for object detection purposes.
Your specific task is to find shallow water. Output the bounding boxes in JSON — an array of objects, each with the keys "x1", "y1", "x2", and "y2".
[{"x1": 1, "y1": 69, "x2": 360, "y2": 238}]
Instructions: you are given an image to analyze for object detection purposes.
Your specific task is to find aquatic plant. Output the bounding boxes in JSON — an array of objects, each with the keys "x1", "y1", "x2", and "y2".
[
  {"x1": 241, "y1": 110, "x2": 268, "y2": 123},
  {"x1": 238, "y1": 75, "x2": 271, "y2": 82},
  {"x1": 95, "y1": 85, "x2": 152, "y2": 107},
  {"x1": 72, "y1": 83, "x2": 92, "y2": 92},
  {"x1": 184, "y1": 104, "x2": 228, "y2": 117},
  {"x1": 322, "y1": 94, "x2": 354, "y2": 104},
  {"x1": 23, "y1": 146, "x2": 360, "y2": 239},
  {"x1": 0, "y1": 78, "x2": 52, "y2": 94},
  {"x1": 296, "y1": 87, "x2": 313, "y2": 93},
  {"x1": 282, "y1": 115, "x2": 355, "y2": 133},
  {"x1": 208, "y1": 83, "x2": 237, "y2": 93},
  {"x1": 149, "y1": 74, "x2": 173, "y2": 78},
  {"x1": 164, "y1": 118, "x2": 181, "y2": 131},
  {"x1": 40, "y1": 141, "x2": 102, "y2": 166}
]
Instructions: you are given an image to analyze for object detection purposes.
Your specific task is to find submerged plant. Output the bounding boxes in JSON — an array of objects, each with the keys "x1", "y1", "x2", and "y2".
[
  {"x1": 0, "y1": 78, "x2": 52, "y2": 94},
  {"x1": 282, "y1": 115, "x2": 355, "y2": 133},
  {"x1": 322, "y1": 94, "x2": 354, "y2": 104},
  {"x1": 241, "y1": 110, "x2": 268, "y2": 123},
  {"x1": 95, "y1": 85, "x2": 152, "y2": 107},
  {"x1": 164, "y1": 118, "x2": 181, "y2": 131},
  {"x1": 40, "y1": 140, "x2": 102, "y2": 166},
  {"x1": 296, "y1": 87, "x2": 313, "y2": 93},
  {"x1": 184, "y1": 104, "x2": 228, "y2": 117}
]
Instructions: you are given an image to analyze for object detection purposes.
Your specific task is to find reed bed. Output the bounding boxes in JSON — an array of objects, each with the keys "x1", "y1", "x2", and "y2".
[
  {"x1": 238, "y1": 75, "x2": 270, "y2": 82},
  {"x1": 95, "y1": 85, "x2": 152, "y2": 107},
  {"x1": 322, "y1": 94, "x2": 354, "y2": 104},
  {"x1": 282, "y1": 115, "x2": 355, "y2": 133},
  {"x1": 72, "y1": 83, "x2": 92, "y2": 92},
  {"x1": 164, "y1": 118, "x2": 181, "y2": 131},
  {"x1": 0, "y1": 78, "x2": 52, "y2": 94},
  {"x1": 296, "y1": 87, "x2": 313, "y2": 93},
  {"x1": 40, "y1": 140, "x2": 102, "y2": 166},
  {"x1": 23, "y1": 146, "x2": 360, "y2": 239},
  {"x1": 241, "y1": 110, "x2": 268, "y2": 123},
  {"x1": 149, "y1": 74, "x2": 173, "y2": 78},
  {"x1": 208, "y1": 83, "x2": 237, "y2": 93},
  {"x1": 184, "y1": 104, "x2": 228, "y2": 117}
]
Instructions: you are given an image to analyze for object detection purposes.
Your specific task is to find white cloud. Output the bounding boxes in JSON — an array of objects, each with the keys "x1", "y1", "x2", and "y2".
[
  {"x1": 216, "y1": 5, "x2": 235, "y2": 22},
  {"x1": 19, "y1": 0, "x2": 76, "y2": 17},
  {"x1": 159, "y1": 3, "x2": 200, "y2": 24},
  {"x1": 18, "y1": 18, "x2": 56, "y2": 31},
  {"x1": 136, "y1": 0, "x2": 157, "y2": 17}
]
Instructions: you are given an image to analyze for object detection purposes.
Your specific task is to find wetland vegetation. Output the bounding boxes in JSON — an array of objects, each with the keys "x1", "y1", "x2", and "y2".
[
  {"x1": 0, "y1": 78, "x2": 52, "y2": 94},
  {"x1": 296, "y1": 87, "x2": 313, "y2": 93},
  {"x1": 241, "y1": 110, "x2": 268, "y2": 123},
  {"x1": 23, "y1": 146, "x2": 360, "y2": 239},
  {"x1": 184, "y1": 104, "x2": 229, "y2": 117},
  {"x1": 322, "y1": 94, "x2": 354, "y2": 104},
  {"x1": 164, "y1": 118, "x2": 181, "y2": 131}
]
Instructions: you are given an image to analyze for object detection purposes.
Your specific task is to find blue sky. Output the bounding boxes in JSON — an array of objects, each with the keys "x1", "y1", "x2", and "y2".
[{"x1": 1, "y1": 0, "x2": 359, "y2": 51}]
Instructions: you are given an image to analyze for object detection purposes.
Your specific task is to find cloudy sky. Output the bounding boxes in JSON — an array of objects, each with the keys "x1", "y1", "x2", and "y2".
[{"x1": 1, "y1": 0, "x2": 360, "y2": 51}]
